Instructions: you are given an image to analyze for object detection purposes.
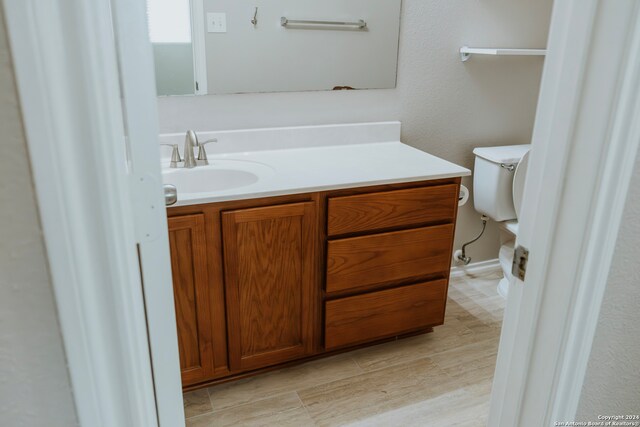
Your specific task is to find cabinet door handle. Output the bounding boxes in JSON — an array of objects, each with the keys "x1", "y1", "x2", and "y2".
[{"x1": 164, "y1": 184, "x2": 177, "y2": 206}]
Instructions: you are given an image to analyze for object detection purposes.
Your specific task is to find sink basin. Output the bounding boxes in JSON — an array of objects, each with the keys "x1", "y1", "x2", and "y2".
[{"x1": 162, "y1": 160, "x2": 274, "y2": 194}]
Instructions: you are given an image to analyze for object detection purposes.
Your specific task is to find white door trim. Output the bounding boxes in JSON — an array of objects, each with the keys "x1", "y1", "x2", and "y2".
[
  {"x1": 2, "y1": 0, "x2": 181, "y2": 425},
  {"x1": 110, "y1": 0, "x2": 186, "y2": 424},
  {"x1": 489, "y1": 0, "x2": 640, "y2": 424},
  {"x1": 548, "y1": 7, "x2": 640, "y2": 419}
]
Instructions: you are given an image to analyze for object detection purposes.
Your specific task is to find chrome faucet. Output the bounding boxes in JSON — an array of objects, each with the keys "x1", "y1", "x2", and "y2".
[
  {"x1": 161, "y1": 143, "x2": 182, "y2": 168},
  {"x1": 197, "y1": 137, "x2": 217, "y2": 166},
  {"x1": 183, "y1": 130, "x2": 199, "y2": 168},
  {"x1": 163, "y1": 131, "x2": 217, "y2": 169}
]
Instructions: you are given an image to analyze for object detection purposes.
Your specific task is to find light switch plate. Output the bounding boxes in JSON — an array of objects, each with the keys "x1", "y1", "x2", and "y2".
[{"x1": 207, "y1": 13, "x2": 227, "y2": 33}]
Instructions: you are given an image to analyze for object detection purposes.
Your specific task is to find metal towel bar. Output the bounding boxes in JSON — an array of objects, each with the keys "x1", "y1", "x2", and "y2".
[{"x1": 280, "y1": 17, "x2": 367, "y2": 29}]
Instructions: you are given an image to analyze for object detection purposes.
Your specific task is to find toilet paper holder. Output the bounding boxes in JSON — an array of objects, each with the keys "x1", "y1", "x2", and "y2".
[{"x1": 458, "y1": 185, "x2": 470, "y2": 207}]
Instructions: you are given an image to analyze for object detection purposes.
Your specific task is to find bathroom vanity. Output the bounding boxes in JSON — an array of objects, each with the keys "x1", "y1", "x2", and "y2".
[{"x1": 161, "y1": 122, "x2": 470, "y2": 389}]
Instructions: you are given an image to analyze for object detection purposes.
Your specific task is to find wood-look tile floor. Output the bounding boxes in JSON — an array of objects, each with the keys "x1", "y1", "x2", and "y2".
[{"x1": 183, "y1": 268, "x2": 505, "y2": 427}]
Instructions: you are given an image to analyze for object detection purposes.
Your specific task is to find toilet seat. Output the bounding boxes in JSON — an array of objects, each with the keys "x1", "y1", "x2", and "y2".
[
  {"x1": 512, "y1": 149, "x2": 530, "y2": 220},
  {"x1": 498, "y1": 148, "x2": 529, "y2": 245},
  {"x1": 497, "y1": 149, "x2": 529, "y2": 298}
]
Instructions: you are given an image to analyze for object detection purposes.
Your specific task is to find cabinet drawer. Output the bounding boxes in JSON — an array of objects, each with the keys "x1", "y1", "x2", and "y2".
[
  {"x1": 326, "y1": 224, "x2": 454, "y2": 294},
  {"x1": 325, "y1": 280, "x2": 447, "y2": 350},
  {"x1": 327, "y1": 184, "x2": 458, "y2": 236}
]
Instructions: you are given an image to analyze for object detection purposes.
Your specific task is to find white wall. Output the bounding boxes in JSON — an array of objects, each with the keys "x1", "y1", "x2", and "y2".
[
  {"x1": 0, "y1": 8, "x2": 78, "y2": 427},
  {"x1": 576, "y1": 148, "x2": 640, "y2": 417},
  {"x1": 202, "y1": 0, "x2": 401, "y2": 94},
  {"x1": 157, "y1": 0, "x2": 554, "y2": 262}
]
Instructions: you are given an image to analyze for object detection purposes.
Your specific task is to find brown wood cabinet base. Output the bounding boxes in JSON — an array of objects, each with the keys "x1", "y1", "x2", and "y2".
[{"x1": 167, "y1": 178, "x2": 461, "y2": 388}]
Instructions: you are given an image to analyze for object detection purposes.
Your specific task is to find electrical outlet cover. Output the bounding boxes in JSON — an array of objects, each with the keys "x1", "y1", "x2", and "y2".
[{"x1": 207, "y1": 13, "x2": 227, "y2": 33}]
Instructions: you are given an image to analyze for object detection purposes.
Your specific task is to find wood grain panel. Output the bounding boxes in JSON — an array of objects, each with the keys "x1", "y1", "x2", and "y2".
[
  {"x1": 222, "y1": 202, "x2": 317, "y2": 371},
  {"x1": 237, "y1": 216, "x2": 302, "y2": 355},
  {"x1": 325, "y1": 280, "x2": 448, "y2": 349},
  {"x1": 326, "y1": 224, "x2": 454, "y2": 294},
  {"x1": 168, "y1": 214, "x2": 216, "y2": 386},
  {"x1": 167, "y1": 181, "x2": 462, "y2": 389},
  {"x1": 327, "y1": 185, "x2": 458, "y2": 236}
]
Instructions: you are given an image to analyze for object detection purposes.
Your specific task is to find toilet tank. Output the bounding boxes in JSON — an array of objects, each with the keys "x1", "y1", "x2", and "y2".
[{"x1": 472, "y1": 145, "x2": 531, "y2": 222}]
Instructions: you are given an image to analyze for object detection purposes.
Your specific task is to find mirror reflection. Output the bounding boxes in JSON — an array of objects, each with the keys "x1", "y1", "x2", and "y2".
[{"x1": 147, "y1": 0, "x2": 402, "y2": 96}]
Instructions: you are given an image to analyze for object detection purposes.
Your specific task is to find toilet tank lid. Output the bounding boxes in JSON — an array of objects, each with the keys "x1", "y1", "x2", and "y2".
[{"x1": 473, "y1": 144, "x2": 531, "y2": 164}]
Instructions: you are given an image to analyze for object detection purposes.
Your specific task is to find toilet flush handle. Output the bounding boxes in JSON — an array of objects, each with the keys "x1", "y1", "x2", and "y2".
[{"x1": 500, "y1": 163, "x2": 516, "y2": 172}]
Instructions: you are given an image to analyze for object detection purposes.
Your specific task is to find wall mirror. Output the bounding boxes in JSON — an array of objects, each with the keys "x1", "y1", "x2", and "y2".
[{"x1": 147, "y1": 0, "x2": 402, "y2": 96}]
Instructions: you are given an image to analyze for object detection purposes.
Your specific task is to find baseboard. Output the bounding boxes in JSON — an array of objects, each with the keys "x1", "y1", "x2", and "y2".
[{"x1": 450, "y1": 258, "x2": 501, "y2": 278}]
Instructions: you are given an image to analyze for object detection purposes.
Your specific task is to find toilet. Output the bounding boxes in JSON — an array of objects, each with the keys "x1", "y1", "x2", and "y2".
[{"x1": 472, "y1": 144, "x2": 531, "y2": 298}]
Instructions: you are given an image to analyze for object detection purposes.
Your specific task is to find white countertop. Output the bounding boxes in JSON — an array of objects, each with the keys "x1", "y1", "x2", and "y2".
[
  {"x1": 163, "y1": 142, "x2": 470, "y2": 206},
  {"x1": 160, "y1": 122, "x2": 470, "y2": 207}
]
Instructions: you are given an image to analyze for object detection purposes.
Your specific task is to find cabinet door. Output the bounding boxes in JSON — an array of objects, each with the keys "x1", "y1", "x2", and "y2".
[
  {"x1": 168, "y1": 214, "x2": 215, "y2": 386},
  {"x1": 222, "y1": 202, "x2": 317, "y2": 371}
]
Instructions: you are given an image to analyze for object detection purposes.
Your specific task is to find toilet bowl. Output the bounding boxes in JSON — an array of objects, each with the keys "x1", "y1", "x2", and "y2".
[{"x1": 472, "y1": 145, "x2": 530, "y2": 298}]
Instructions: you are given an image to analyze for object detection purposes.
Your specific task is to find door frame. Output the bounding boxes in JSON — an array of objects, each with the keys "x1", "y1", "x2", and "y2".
[
  {"x1": 2, "y1": 0, "x2": 184, "y2": 426},
  {"x1": 3, "y1": 0, "x2": 640, "y2": 426},
  {"x1": 110, "y1": 0, "x2": 185, "y2": 424},
  {"x1": 489, "y1": 0, "x2": 640, "y2": 424}
]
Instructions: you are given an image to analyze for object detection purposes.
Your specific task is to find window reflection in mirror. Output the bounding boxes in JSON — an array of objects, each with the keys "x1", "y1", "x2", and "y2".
[{"x1": 147, "y1": 0, "x2": 196, "y2": 96}]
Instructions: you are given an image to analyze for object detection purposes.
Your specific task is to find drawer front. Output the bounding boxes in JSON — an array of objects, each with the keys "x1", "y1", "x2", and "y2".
[
  {"x1": 327, "y1": 184, "x2": 458, "y2": 236},
  {"x1": 326, "y1": 224, "x2": 454, "y2": 294},
  {"x1": 325, "y1": 280, "x2": 448, "y2": 350}
]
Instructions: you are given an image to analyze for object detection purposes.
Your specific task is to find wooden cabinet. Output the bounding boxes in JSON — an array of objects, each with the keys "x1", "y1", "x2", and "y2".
[
  {"x1": 167, "y1": 178, "x2": 460, "y2": 389},
  {"x1": 221, "y1": 202, "x2": 318, "y2": 371},
  {"x1": 326, "y1": 224, "x2": 455, "y2": 294},
  {"x1": 327, "y1": 184, "x2": 458, "y2": 236},
  {"x1": 167, "y1": 214, "x2": 216, "y2": 386},
  {"x1": 323, "y1": 183, "x2": 458, "y2": 349},
  {"x1": 325, "y1": 280, "x2": 448, "y2": 350}
]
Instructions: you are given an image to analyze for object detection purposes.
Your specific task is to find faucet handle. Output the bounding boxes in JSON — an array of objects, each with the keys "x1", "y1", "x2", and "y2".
[
  {"x1": 161, "y1": 144, "x2": 182, "y2": 168},
  {"x1": 197, "y1": 138, "x2": 218, "y2": 164}
]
